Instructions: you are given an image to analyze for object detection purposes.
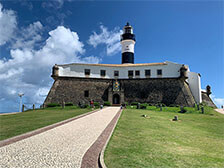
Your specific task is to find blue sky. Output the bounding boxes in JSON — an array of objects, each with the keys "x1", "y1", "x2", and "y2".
[{"x1": 0, "y1": 0, "x2": 223, "y2": 112}]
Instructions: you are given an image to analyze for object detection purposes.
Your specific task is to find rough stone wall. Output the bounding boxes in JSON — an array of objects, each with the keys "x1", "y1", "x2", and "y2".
[
  {"x1": 122, "y1": 78, "x2": 195, "y2": 106},
  {"x1": 201, "y1": 91, "x2": 217, "y2": 108},
  {"x1": 44, "y1": 77, "x2": 196, "y2": 107},
  {"x1": 44, "y1": 77, "x2": 111, "y2": 106}
]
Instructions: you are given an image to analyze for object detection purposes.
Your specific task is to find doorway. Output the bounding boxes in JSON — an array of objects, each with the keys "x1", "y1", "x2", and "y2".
[{"x1": 113, "y1": 94, "x2": 120, "y2": 104}]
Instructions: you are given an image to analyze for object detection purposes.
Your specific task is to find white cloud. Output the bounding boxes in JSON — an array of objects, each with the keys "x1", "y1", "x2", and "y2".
[
  {"x1": 0, "y1": 3, "x2": 17, "y2": 45},
  {"x1": 0, "y1": 25, "x2": 100, "y2": 112},
  {"x1": 88, "y1": 25, "x2": 122, "y2": 56},
  {"x1": 211, "y1": 95, "x2": 224, "y2": 108},
  {"x1": 12, "y1": 21, "x2": 43, "y2": 49}
]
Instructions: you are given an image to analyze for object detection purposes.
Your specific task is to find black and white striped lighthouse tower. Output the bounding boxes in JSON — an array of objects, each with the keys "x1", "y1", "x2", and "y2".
[{"x1": 121, "y1": 22, "x2": 136, "y2": 64}]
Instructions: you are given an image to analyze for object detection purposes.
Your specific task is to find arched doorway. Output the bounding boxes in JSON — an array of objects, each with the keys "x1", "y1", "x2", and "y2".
[{"x1": 113, "y1": 94, "x2": 120, "y2": 104}]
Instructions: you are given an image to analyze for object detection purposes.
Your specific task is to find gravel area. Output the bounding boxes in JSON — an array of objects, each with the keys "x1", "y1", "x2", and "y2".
[{"x1": 0, "y1": 107, "x2": 120, "y2": 168}]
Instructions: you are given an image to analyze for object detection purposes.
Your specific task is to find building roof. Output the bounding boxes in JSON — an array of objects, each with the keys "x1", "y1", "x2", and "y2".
[{"x1": 58, "y1": 62, "x2": 167, "y2": 67}]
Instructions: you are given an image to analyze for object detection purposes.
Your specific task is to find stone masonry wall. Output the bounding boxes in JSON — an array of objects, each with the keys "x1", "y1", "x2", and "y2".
[
  {"x1": 44, "y1": 77, "x2": 196, "y2": 107},
  {"x1": 201, "y1": 91, "x2": 217, "y2": 108},
  {"x1": 122, "y1": 78, "x2": 195, "y2": 106}
]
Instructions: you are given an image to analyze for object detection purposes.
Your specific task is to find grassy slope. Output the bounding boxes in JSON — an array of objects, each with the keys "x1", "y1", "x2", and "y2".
[
  {"x1": 105, "y1": 106, "x2": 224, "y2": 168},
  {"x1": 0, "y1": 106, "x2": 91, "y2": 141}
]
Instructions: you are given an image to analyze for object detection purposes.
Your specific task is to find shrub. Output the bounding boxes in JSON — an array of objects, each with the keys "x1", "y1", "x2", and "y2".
[
  {"x1": 148, "y1": 103, "x2": 153, "y2": 106},
  {"x1": 47, "y1": 103, "x2": 60, "y2": 107},
  {"x1": 94, "y1": 102, "x2": 100, "y2": 107},
  {"x1": 140, "y1": 103, "x2": 148, "y2": 109},
  {"x1": 179, "y1": 106, "x2": 187, "y2": 113},
  {"x1": 169, "y1": 104, "x2": 176, "y2": 107},
  {"x1": 65, "y1": 102, "x2": 73, "y2": 106},
  {"x1": 131, "y1": 102, "x2": 139, "y2": 106},
  {"x1": 81, "y1": 104, "x2": 90, "y2": 108},
  {"x1": 104, "y1": 101, "x2": 111, "y2": 106}
]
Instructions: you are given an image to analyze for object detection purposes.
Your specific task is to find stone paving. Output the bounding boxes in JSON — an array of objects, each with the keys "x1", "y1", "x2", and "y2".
[
  {"x1": 0, "y1": 107, "x2": 120, "y2": 168},
  {"x1": 215, "y1": 108, "x2": 224, "y2": 115}
]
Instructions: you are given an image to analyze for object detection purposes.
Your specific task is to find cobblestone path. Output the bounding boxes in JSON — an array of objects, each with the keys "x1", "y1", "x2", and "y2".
[{"x1": 0, "y1": 107, "x2": 120, "y2": 168}]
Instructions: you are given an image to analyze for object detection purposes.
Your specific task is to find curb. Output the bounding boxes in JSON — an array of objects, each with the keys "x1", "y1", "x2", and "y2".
[
  {"x1": 98, "y1": 109, "x2": 123, "y2": 168},
  {"x1": 0, "y1": 108, "x2": 101, "y2": 148}
]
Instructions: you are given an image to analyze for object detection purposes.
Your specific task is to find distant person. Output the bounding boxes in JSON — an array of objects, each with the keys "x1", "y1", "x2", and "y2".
[
  {"x1": 100, "y1": 104, "x2": 103, "y2": 109},
  {"x1": 90, "y1": 100, "x2": 94, "y2": 108}
]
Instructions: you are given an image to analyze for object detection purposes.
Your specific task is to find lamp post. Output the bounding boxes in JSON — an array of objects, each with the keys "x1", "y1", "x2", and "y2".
[{"x1": 18, "y1": 93, "x2": 24, "y2": 112}]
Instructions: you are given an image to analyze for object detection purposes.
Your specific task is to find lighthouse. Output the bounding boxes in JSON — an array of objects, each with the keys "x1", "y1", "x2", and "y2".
[{"x1": 121, "y1": 22, "x2": 136, "y2": 64}]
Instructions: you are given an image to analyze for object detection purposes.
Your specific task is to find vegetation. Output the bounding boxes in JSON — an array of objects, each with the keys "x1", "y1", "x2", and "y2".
[
  {"x1": 46, "y1": 103, "x2": 60, "y2": 107},
  {"x1": 104, "y1": 106, "x2": 224, "y2": 168},
  {"x1": 94, "y1": 102, "x2": 100, "y2": 108},
  {"x1": 0, "y1": 106, "x2": 91, "y2": 141},
  {"x1": 65, "y1": 102, "x2": 73, "y2": 106},
  {"x1": 140, "y1": 103, "x2": 148, "y2": 109},
  {"x1": 104, "y1": 101, "x2": 111, "y2": 106},
  {"x1": 131, "y1": 102, "x2": 139, "y2": 106}
]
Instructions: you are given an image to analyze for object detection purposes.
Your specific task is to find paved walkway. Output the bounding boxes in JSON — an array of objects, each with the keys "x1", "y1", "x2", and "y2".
[
  {"x1": 0, "y1": 107, "x2": 120, "y2": 168},
  {"x1": 215, "y1": 108, "x2": 224, "y2": 114}
]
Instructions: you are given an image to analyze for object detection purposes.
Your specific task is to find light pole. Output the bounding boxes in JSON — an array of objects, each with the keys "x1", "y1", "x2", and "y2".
[{"x1": 18, "y1": 93, "x2": 24, "y2": 112}]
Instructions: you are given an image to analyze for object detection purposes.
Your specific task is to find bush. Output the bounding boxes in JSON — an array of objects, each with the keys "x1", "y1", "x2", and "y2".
[
  {"x1": 131, "y1": 102, "x2": 139, "y2": 106},
  {"x1": 169, "y1": 104, "x2": 176, "y2": 107},
  {"x1": 65, "y1": 102, "x2": 73, "y2": 106},
  {"x1": 179, "y1": 106, "x2": 187, "y2": 113},
  {"x1": 104, "y1": 101, "x2": 111, "y2": 106},
  {"x1": 94, "y1": 102, "x2": 100, "y2": 107},
  {"x1": 81, "y1": 104, "x2": 90, "y2": 108},
  {"x1": 140, "y1": 103, "x2": 148, "y2": 109},
  {"x1": 47, "y1": 103, "x2": 60, "y2": 107},
  {"x1": 148, "y1": 103, "x2": 153, "y2": 106}
]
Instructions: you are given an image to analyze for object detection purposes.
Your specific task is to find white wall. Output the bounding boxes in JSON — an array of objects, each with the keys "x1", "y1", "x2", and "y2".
[
  {"x1": 188, "y1": 71, "x2": 202, "y2": 104},
  {"x1": 58, "y1": 61, "x2": 183, "y2": 79}
]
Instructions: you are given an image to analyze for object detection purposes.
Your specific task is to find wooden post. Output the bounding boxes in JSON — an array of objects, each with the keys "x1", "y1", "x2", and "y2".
[
  {"x1": 22, "y1": 104, "x2": 25, "y2": 112},
  {"x1": 33, "y1": 104, "x2": 35, "y2": 110}
]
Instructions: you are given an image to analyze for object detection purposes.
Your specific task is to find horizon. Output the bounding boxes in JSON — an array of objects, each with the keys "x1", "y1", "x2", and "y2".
[{"x1": 0, "y1": 1, "x2": 223, "y2": 112}]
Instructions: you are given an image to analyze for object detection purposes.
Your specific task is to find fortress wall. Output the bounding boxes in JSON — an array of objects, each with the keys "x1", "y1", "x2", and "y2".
[
  {"x1": 44, "y1": 77, "x2": 196, "y2": 107},
  {"x1": 122, "y1": 78, "x2": 195, "y2": 106},
  {"x1": 201, "y1": 91, "x2": 217, "y2": 108},
  {"x1": 44, "y1": 77, "x2": 111, "y2": 106},
  {"x1": 188, "y1": 71, "x2": 202, "y2": 104}
]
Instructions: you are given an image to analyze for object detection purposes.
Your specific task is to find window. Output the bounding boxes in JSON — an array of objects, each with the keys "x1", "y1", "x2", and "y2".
[
  {"x1": 84, "y1": 90, "x2": 89, "y2": 97},
  {"x1": 128, "y1": 70, "x2": 134, "y2": 77},
  {"x1": 114, "y1": 71, "x2": 119, "y2": 77},
  {"x1": 100, "y1": 70, "x2": 106, "y2": 76},
  {"x1": 84, "y1": 69, "x2": 90, "y2": 76},
  {"x1": 135, "y1": 70, "x2": 140, "y2": 76},
  {"x1": 157, "y1": 69, "x2": 162, "y2": 76},
  {"x1": 145, "y1": 69, "x2": 151, "y2": 76}
]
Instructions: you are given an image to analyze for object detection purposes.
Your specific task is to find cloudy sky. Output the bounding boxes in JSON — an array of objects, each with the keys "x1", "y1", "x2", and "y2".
[{"x1": 0, "y1": 1, "x2": 223, "y2": 112}]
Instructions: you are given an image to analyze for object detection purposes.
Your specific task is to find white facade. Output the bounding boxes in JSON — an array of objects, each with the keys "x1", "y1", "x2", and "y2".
[
  {"x1": 187, "y1": 71, "x2": 202, "y2": 104},
  {"x1": 58, "y1": 61, "x2": 183, "y2": 79}
]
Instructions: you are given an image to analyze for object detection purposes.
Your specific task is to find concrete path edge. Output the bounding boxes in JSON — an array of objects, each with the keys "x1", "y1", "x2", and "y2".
[
  {"x1": 99, "y1": 109, "x2": 123, "y2": 168},
  {"x1": 0, "y1": 108, "x2": 101, "y2": 148},
  {"x1": 215, "y1": 109, "x2": 224, "y2": 115}
]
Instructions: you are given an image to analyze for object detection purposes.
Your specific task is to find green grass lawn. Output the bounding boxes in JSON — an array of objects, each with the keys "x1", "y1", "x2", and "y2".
[
  {"x1": 0, "y1": 106, "x2": 91, "y2": 141},
  {"x1": 104, "y1": 106, "x2": 224, "y2": 168}
]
